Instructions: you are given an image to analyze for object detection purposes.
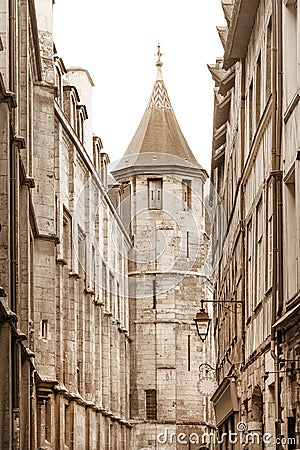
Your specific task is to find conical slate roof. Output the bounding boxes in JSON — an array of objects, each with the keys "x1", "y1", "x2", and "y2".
[
  {"x1": 112, "y1": 46, "x2": 204, "y2": 176},
  {"x1": 123, "y1": 55, "x2": 201, "y2": 168}
]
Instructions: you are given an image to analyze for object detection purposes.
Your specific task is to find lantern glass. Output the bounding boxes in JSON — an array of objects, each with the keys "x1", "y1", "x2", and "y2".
[{"x1": 194, "y1": 309, "x2": 211, "y2": 342}]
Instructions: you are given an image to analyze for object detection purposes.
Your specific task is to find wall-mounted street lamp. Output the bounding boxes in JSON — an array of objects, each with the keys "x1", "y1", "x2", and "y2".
[
  {"x1": 194, "y1": 298, "x2": 242, "y2": 342},
  {"x1": 194, "y1": 301, "x2": 211, "y2": 342}
]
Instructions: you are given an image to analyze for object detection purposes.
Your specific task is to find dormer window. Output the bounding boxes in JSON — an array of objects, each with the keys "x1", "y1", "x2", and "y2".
[
  {"x1": 148, "y1": 178, "x2": 163, "y2": 210},
  {"x1": 93, "y1": 137, "x2": 103, "y2": 172},
  {"x1": 70, "y1": 94, "x2": 76, "y2": 129},
  {"x1": 76, "y1": 105, "x2": 88, "y2": 144},
  {"x1": 63, "y1": 85, "x2": 80, "y2": 130},
  {"x1": 55, "y1": 66, "x2": 63, "y2": 107},
  {"x1": 54, "y1": 56, "x2": 66, "y2": 108},
  {"x1": 78, "y1": 110, "x2": 84, "y2": 142}
]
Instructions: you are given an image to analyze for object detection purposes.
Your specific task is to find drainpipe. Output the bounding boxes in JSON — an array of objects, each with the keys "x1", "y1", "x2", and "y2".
[
  {"x1": 9, "y1": 0, "x2": 17, "y2": 314},
  {"x1": 271, "y1": 0, "x2": 283, "y2": 446},
  {"x1": 240, "y1": 61, "x2": 246, "y2": 369},
  {"x1": 9, "y1": 0, "x2": 16, "y2": 94}
]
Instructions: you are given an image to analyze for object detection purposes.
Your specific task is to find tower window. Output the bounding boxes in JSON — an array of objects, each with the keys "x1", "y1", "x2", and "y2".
[
  {"x1": 145, "y1": 389, "x2": 157, "y2": 420},
  {"x1": 182, "y1": 179, "x2": 192, "y2": 208},
  {"x1": 148, "y1": 179, "x2": 162, "y2": 209}
]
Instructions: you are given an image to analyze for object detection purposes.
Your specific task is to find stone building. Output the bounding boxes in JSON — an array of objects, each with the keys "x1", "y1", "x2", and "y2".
[
  {"x1": 111, "y1": 48, "x2": 214, "y2": 450},
  {"x1": 209, "y1": 0, "x2": 300, "y2": 448},
  {"x1": 0, "y1": 1, "x2": 215, "y2": 449},
  {"x1": 0, "y1": 0, "x2": 132, "y2": 448}
]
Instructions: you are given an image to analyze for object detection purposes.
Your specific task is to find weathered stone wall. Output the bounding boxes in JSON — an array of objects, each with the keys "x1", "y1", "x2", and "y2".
[{"x1": 117, "y1": 171, "x2": 213, "y2": 449}]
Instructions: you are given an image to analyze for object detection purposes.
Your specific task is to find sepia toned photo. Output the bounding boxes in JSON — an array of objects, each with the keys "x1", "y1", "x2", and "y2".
[{"x1": 0, "y1": 0, "x2": 299, "y2": 449}]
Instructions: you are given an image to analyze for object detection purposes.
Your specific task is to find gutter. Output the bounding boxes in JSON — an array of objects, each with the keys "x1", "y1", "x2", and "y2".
[{"x1": 270, "y1": 0, "x2": 283, "y2": 446}]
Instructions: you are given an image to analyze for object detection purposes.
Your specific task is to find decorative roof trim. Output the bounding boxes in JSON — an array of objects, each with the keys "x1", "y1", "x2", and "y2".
[{"x1": 147, "y1": 80, "x2": 172, "y2": 110}]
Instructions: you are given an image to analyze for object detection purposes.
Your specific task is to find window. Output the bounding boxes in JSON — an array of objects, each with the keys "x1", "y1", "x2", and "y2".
[
  {"x1": 102, "y1": 261, "x2": 107, "y2": 307},
  {"x1": 64, "y1": 404, "x2": 71, "y2": 448},
  {"x1": 255, "y1": 201, "x2": 263, "y2": 307},
  {"x1": 286, "y1": 176, "x2": 297, "y2": 298},
  {"x1": 101, "y1": 157, "x2": 108, "y2": 190},
  {"x1": 78, "y1": 111, "x2": 84, "y2": 143},
  {"x1": 288, "y1": 413, "x2": 296, "y2": 450},
  {"x1": 153, "y1": 276, "x2": 156, "y2": 309},
  {"x1": 63, "y1": 215, "x2": 71, "y2": 267},
  {"x1": 78, "y1": 227, "x2": 86, "y2": 276},
  {"x1": 109, "y1": 272, "x2": 114, "y2": 314},
  {"x1": 284, "y1": 0, "x2": 298, "y2": 103},
  {"x1": 45, "y1": 399, "x2": 51, "y2": 442},
  {"x1": 255, "y1": 54, "x2": 261, "y2": 125},
  {"x1": 116, "y1": 282, "x2": 120, "y2": 322},
  {"x1": 266, "y1": 19, "x2": 272, "y2": 100},
  {"x1": 148, "y1": 179, "x2": 162, "y2": 209},
  {"x1": 55, "y1": 66, "x2": 63, "y2": 107},
  {"x1": 93, "y1": 143, "x2": 100, "y2": 170},
  {"x1": 70, "y1": 94, "x2": 76, "y2": 129},
  {"x1": 248, "y1": 80, "x2": 253, "y2": 147},
  {"x1": 182, "y1": 179, "x2": 192, "y2": 208},
  {"x1": 247, "y1": 220, "x2": 253, "y2": 318},
  {"x1": 267, "y1": 183, "x2": 273, "y2": 290},
  {"x1": 145, "y1": 389, "x2": 157, "y2": 420},
  {"x1": 41, "y1": 319, "x2": 48, "y2": 340}
]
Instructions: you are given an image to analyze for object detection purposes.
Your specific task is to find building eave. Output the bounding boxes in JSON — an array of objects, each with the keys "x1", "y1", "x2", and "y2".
[
  {"x1": 223, "y1": 0, "x2": 260, "y2": 70},
  {"x1": 112, "y1": 163, "x2": 208, "y2": 182}
]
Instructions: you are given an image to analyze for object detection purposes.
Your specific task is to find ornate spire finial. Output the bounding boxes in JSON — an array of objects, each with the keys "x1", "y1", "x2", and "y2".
[{"x1": 156, "y1": 42, "x2": 163, "y2": 67}]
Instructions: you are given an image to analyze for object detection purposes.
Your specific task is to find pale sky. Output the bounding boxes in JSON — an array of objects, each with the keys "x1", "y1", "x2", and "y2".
[{"x1": 53, "y1": 1, "x2": 225, "y2": 172}]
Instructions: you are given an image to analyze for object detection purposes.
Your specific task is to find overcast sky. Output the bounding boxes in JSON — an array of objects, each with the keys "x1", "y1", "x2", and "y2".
[{"x1": 53, "y1": 1, "x2": 225, "y2": 172}]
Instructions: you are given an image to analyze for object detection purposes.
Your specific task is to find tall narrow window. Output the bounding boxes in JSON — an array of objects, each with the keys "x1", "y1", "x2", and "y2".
[
  {"x1": 255, "y1": 201, "x2": 263, "y2": 307},
  {"x1": 78, "y1": 111, "x2": 84, "y2": 143},
  {"x1": 182, "y1": 179, "x2": 192, "y2": 208},
  {"x1": 70, "y1": 94, "x2": 76, "y2": 129},
  {"x1": 145, "y1": 389, "x2": 157, "y2": 420},
  {"x1": 153, "y1": 276, "x2": 157, "y2": 309},
  {"x1": 116, "y1": 282, "x2": 120, "y2": 322},
  {"x1": 45, "y1": 399, "x2": 51, "y2": 442},
  {"x1": 266, "y1": 19, "x2": 272, "y2": 100},
  {"x1": 148, "y1": 179, "x2": 163, "y2": 209},
  {"x1": 288, "y1": 413, "x2": 296, "y2": 450},
  {"x1": 286, "y1": 176, "x2": 297, "y2": 298},
  {"x1": 109, "y1": 272, "x2": 114, "y2": 314},
  {"x1": 41, "y1": 319, "x2": 48, "y2": 340},
  {"x1": 255, "y1": 54, "x2": 261, "y2": 125},
  {"x1": 78, "y1": 228, "x2": 86, "y2": 276},
  {"x1": 63, "y1": 215, "x2": 71, "y2": 267},
  {"x1": 284, "y1": 0, "x2": 298, "y2": 103},
  {"x1": 248, "y1": 81, "x2": 253, "y2": 147},
  {"x1": 102, "y1": 261, "x2": 107, "y2": 307},
  {"x1": 64, "y1": 405, "x2": 71, "y2": 448},
  {"x1": 267, "y1": 183, "x2": 273, "y2": 290},
  {"x1": 247, "y1": 220, "x2": 253, "y2": 318}
]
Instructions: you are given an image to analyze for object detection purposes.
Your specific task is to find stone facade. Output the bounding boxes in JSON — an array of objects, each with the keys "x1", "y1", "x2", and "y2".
[
  {"x1": 0, "y1": 0, "x2": 132, "y2": 448},
  {"x1": 0, "y1": 1, "x2": 216, "y2": 450},
  {"x1": 209, "y1": 0, "x2": 300, "y2": 449}
]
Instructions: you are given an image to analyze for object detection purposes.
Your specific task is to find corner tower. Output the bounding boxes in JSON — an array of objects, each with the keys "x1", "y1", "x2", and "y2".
[{"x1": 112, "y1": 46, "x2": 213, "y2": 449}]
